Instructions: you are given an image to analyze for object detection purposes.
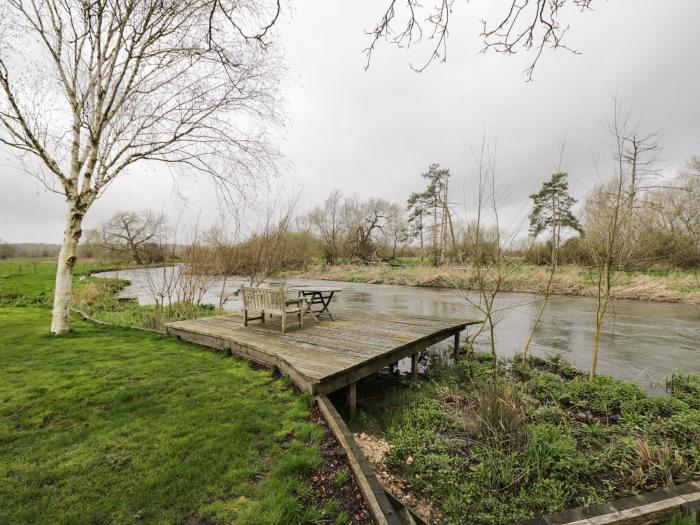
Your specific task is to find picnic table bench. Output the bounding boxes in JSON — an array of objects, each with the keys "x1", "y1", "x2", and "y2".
[
  {"x1": 240, "y1": 286, "x2": 306, "y2": 333},
  {"x1": 291, "y1": 286, "x2": 343, "y2": 321}
]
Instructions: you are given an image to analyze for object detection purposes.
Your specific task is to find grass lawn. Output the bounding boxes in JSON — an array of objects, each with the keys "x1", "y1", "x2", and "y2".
[
  {"x1": 0, "y1": 261, "x2": 70, "y2": 304},
  {"x1": 0, "y1": 306, "x2": 326, "y2": 524},
  {"x1": 0, "y1": 261, "x2": 221, "y2": 330},
  {"x1": 0, "y1": 261, "x2": 114, "y2": 305}
]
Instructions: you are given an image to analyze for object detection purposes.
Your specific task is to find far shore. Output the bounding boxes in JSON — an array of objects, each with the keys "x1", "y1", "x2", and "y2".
[{"x1": 280, "y1": 263, "x2": 700, "y2": 305}]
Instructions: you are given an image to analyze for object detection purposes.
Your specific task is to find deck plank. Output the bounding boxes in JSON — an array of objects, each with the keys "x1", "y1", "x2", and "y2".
[{"x1": 167, "y1": 311, "x2": 478, "y2": 394}]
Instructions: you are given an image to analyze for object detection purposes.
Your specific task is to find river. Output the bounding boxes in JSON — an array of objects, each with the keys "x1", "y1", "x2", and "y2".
[{"x1": 96, "y1": 268, "x2": 700, "y2": 390}]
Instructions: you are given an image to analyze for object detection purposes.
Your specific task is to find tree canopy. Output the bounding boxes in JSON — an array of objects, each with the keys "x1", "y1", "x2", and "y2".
[{"x1": 528, "y1": 172, "x2": 582, "y2": 245}]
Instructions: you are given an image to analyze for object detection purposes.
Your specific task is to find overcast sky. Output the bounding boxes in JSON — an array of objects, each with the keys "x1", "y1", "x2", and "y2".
[{"x1": 1, "y1": 0, "x2": 699, "y2": 243}]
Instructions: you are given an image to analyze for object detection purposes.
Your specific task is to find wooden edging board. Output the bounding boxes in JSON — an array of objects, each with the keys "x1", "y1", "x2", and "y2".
[
  {"x1": 512, "y1": 482, "x2": 700, "y2": 525},
  {"x1": 315, "y1": 394, "x2": 403, "y2": 525}
]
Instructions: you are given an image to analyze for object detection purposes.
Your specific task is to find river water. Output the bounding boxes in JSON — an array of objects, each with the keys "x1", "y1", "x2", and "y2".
[{"x1": 96, "y1": 268, "x2": 700, "y2": 389}]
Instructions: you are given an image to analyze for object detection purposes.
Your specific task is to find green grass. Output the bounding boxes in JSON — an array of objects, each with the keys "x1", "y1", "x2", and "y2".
[
  {"x1": 666, "y1": 513, "x2": 700, "y2": 525},
  {"x1": 0, "y1": 307, "x2": 324, "y2": 524},
  {"x1": 0, "y1": 262, "x2": 63, "y2": 304},
  {"x1": 351, "y1": 354, "x2": 700, "y2": 525},
  {"x1": 0, "y1": 262, "x2": 108, "y2": 306},
  {"x1": 72, "y1": 276, "x2": 221, "y2": 330},
  {"x1": 0, "y1": 261, "x2": 220, "y2": 330},
  {"x1": 331, "y1": 469, "x2": 351, "y2": 488}
]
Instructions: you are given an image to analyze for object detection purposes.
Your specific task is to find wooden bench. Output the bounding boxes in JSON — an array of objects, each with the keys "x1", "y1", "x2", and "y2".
[{"x1": 241, "y1": 286, "x2": 306, "y2": 333}]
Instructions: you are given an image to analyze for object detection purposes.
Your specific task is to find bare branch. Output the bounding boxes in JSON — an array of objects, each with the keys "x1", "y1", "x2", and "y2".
[{"x1": 366, "y1": 0, "x2": 596, "y2": 79}]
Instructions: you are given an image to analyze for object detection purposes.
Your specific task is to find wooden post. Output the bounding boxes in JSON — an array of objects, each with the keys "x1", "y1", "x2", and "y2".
[
  {"x1": 411, "y1": 353, "x2": 419, "y2": 381},
  {"x1": 347, "y1": 382, "x2": 357, "y2": 419},
  {"x1": 453, "y1": 331, "x2": 461, "y2": 362}
]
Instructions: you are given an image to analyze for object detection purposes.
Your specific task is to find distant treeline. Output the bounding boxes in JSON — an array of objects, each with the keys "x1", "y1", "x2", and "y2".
[
  {"x1": 5, "y1": 157, "x2": 698, "y2": 273},
  {"x1": 0, "y1": 243, "x2": 60, "y2": 259}
]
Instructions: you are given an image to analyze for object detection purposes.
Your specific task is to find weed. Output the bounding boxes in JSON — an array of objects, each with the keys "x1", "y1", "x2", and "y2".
[
  {"x1": 332, "y1": 470, "x2": 351, "y2": 488},
  {"x1": 466, "y1": 382, "x2": 527, "y2": 446}
]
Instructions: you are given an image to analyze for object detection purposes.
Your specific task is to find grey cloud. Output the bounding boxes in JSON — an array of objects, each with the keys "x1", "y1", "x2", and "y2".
[{"x1": 1, "y1": 0, "x2": 699, "y2": 242}]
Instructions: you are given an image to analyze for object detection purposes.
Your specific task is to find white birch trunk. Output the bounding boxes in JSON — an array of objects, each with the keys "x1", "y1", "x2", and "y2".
[{"x1": 51, "y1": 204, "x2": 83, "y2": 334}]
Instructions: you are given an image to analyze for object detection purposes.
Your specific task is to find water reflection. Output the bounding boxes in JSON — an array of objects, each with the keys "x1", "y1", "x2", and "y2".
[{"x1": 96, "y1": 268, "x2": 699, "y2": 389}]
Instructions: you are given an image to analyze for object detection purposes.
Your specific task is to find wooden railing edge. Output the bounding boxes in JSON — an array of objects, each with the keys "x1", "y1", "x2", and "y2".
[
  {"x1": 315, "y1": 394, "x2": 404, "y2": 525},
  {"x1": 511, "y1": 482, "x2": 700, "y2": 525}
]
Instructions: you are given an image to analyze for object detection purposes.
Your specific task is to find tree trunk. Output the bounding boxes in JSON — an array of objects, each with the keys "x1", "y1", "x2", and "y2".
[
  {"x1": 51, "y1": 205, "x2": 83, "y2": 334},
  {"x1": 419, "y1": 220, "x2": 424, "y2": 262},
  {"x1": 446, "y1": 205, "x2": 461, "y2": 264},
  {"x1": 128, "y1": 240, "x2": 143, "y2": 265},
  {"x1": 590, "y1": 265, "x2": 610, "y2": 381},
  {"x1": 590, "y1": 308, "x2": 604, "y2": 381}
]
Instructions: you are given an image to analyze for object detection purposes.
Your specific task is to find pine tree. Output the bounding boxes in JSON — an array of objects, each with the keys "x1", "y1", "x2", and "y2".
[
  {"x1": 529, "y1": 172, "x2": 582, "y2": 258},
  {"x1": 407, "y1": 164, "x2": 458, "y2": 266}
]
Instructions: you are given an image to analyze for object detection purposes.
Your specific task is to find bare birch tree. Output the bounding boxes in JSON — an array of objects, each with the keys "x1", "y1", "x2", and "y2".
[
  {"x1": 584, "y1": 98, "x2": 637, "y2": 381},
  {"x1": 461, "y1": 137, "x2": 514, "y2": 366},
  {"x1": 0, "y1": 0, "x2": 281, "y2": 333}
]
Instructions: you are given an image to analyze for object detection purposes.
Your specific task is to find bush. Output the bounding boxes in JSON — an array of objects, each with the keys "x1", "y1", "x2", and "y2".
[
  {"x1": 524, "y1": 242, "x2": 553, "y2": 265},
  {"x1": 525, "y1": 424, "x2": 579, "y2": 479},
  {"x1": 524, "y1": 237, "x2": 590, "y2": 266},
  {"x1": 662, "y1": 412, "x2": 700, "y2": 445}
]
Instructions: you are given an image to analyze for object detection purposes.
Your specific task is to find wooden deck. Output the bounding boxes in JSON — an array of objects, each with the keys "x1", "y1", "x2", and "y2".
[{"x1": 166, "y1": 311, "x2": 476, "y2": 396}]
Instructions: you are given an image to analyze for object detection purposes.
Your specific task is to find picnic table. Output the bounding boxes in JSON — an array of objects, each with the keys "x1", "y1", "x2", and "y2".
[{"x1": 291, "y1": 286, "x2": 342, "y2": 321}]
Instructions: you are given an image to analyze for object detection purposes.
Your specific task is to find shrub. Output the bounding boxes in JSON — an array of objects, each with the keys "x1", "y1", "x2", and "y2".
[
  {"x1": 528, "y1": 372, "x2": 565, "y2": 402},
  {"x1": 524, "y1": 242, "x2": 553, "y2": 265},
  {"x1": 550, "y1": 375, "x2": 649, "y2": 416}
]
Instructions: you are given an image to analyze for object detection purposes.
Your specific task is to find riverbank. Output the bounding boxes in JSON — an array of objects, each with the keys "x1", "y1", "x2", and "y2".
[
  {"x1": 348, "y1": 353, "x2": 700, "y2": 525},
  {"x1": 0, "y1": 262, "x2": 219, "y2": 331},
  {"x1": 283, "y1": 263, "x2": 700, "y2": 304}
]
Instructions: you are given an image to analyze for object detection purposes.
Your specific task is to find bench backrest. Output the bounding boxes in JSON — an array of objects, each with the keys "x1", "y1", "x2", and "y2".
[{"x1": 241, "y1": 286, "x2": 286, "y2": 313}]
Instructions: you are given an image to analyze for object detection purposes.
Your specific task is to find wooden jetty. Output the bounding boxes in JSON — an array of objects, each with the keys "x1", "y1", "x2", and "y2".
[{"x1": 166, "y1": 310, "x2": 476, "y2": 414}]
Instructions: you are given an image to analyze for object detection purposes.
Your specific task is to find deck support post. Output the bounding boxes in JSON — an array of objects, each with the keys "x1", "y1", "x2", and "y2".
[
  {"x1": 453, "y1": 331, "x2": 461, "y2": 362},
  {"x1": 411, "y1": 353, "x2": 419, "y2": 381},
  {"x1": 347, "y1": 382, "x2": 357, "y2": 419}
]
